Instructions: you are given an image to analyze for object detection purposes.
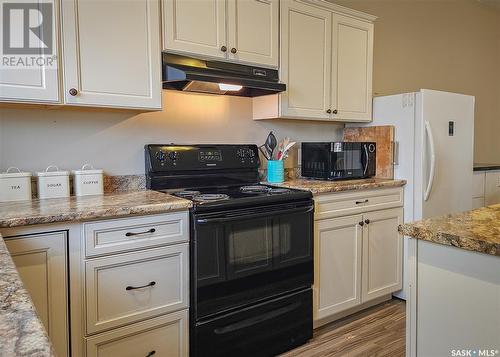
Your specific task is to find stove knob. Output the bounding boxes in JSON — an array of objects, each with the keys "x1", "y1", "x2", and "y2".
[
  {"x1": 155, "y1": 151, "x2": 166, "y2": 161},
  {"x1": 168, "y1": 151, "x2": 179, "y2": 160}
]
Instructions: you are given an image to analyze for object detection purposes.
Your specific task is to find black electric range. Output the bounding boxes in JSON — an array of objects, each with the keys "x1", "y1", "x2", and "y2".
[
  {"x1": 163, "y1": 183, "x2": 312, "y2": 212},
  {"x1": 145, "y1": 144, "x2": 314, "y2": 357}
]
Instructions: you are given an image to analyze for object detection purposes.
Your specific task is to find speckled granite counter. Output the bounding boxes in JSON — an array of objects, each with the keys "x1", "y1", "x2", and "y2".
[
  {"x1": 399, "y1": 204, "x2": 500, "y2": 256},
  {"x1": 0, "y1": 190, "x2": 192, "y2": 228},
  {"x1": 0, "y1": 235, "x2": 55, "y2": 356},
  {"x1": 273, "y1": 178, "x2": 406, "y2": 195}
]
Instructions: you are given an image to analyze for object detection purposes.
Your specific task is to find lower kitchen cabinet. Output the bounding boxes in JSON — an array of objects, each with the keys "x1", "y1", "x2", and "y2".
[
  {"x1": 361, "y1": 208, "x2": 403, "y2": 301},
  {"x1": 315, "y1": 215, "x2": 363, "y2": 319},
  {"x1": 85, "y1": 244, "x2": 189, "y2": 334},
  {"x1": 4, "y1": 231, "x2": 69, "y2": 357},
  {"x1": 313, "y1": 188, "x2": 404, "y2": 325},
  {"x1": 85, "y1": 310, "x2": 188, "y2": 357}
]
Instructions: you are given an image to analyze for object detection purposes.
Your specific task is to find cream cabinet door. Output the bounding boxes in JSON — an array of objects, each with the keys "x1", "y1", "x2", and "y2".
[
  {"x1": 61, "y1": 0, "x2": 162, "y2": 109},
  {"x1": 331, "y1": 14, "x2": 373, "y2": 122},
  {"x1": 86, "y1": 311, "x2": 188, "y2": 357},
  {"x1": 0, "y1": 0, "x2": 60, "y2": 103},
  {"x1": 227, "y1": 0, "x2": 279, "y2": 68},
  {"x1": 361, "y1": 208, "x2": 403, "y2": 302},
  {"x1": 5, "y1": 231, "x2": 69, "y2": 357},
  {"x1": 280, "y1": 0, "x2": 332, "y2": 119},
  {"x1": 314, "y1": 215, "x2": 363, "y2": 320},
  {"x1": 163, "y1": 0, "x2": 227, "y2": 59}
]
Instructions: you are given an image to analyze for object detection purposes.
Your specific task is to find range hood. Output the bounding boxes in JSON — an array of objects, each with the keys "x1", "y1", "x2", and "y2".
[{"x1": 162, "y1": 53, "x2": 286, "y2": 97}]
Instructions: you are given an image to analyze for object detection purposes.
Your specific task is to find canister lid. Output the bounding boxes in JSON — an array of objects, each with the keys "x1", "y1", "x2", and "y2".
[
  {"x1": 73, "y1": 164, "x2": 103, "y2": 175},
  {"x1": 0, "y1": 167, "x2": 32, "y2": 179},
  {"x1": 36, "y1": 165, "x2": 70, "y2": 177}
]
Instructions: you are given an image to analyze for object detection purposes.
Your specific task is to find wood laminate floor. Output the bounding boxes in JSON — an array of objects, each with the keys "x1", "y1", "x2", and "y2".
[{"x1": 282, "y1": 299, "x2": 405, "y2": 357}]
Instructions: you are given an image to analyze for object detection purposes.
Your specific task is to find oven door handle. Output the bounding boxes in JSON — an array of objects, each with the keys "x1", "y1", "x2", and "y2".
[
  {"x1": 213, "y1": 302, "x2": 301, "y2": 335},
  {"x1": 196, "y1": 205, "x2": 314, "y2": 224}
]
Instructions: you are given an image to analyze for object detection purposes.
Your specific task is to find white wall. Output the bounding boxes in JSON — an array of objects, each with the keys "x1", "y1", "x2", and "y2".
[{"x1": 0, "y1": 91, "x2": 343, "y2": 175}]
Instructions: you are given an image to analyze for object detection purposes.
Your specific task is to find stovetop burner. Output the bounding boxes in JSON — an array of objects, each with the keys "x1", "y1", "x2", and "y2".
[
  {"x1": 175, "y1": 190, "x2": 201, "y2": 198},
  {"x1": 268, "y1": 188, "x2": 291, "y2": 195},
  {"x1": 240, "y1": 185, "x2": 270, "y2": 193},
  {"x1": 192, "y1": 193, "x2": 230, "y2": 202}
]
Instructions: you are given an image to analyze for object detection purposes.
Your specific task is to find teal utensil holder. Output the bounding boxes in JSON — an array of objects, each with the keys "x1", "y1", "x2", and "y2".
[{"x1": 267, "y1": 160, "x2": 284, "y2": 183}]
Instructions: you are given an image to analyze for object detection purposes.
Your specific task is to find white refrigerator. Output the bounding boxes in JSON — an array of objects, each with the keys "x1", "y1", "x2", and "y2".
[{"x1": 354, "y1": 89, "x2": 475, "y2": 299}]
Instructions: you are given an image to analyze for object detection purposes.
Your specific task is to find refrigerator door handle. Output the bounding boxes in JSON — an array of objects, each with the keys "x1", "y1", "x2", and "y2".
[
  {"x1": 424, "y1": 120, "x2": 436, "y2": 201},
  {"x1": 392, "y1": 141, "x2": 399, "y2": 165}
]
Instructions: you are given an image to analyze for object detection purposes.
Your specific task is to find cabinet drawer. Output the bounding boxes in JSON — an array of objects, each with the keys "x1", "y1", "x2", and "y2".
[
  {"x1": 86, "y1": 310, "x2": 188, "y2": 357},
  {"x1": 315, "y1": 188, "x2": 403, "y2": 220},
  {"x1": 85, "y1": 244, "x2": 189, "y2": 334},
  {"x1": 84, "y1": 212, "x2": 188, "y2": 257}
]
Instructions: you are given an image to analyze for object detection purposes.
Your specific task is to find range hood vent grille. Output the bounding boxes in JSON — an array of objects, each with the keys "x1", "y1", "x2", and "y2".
[{"x1": 162, "y1": 53, "x2": 286, "y2": 97}]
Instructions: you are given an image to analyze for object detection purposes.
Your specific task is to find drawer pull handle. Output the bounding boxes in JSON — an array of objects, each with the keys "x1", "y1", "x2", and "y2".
[
  {"x1": 145, "y1": 351, "x2": 156, "y2": 357},
  {"x1": 125, "y1": 228, "x2": 156, "y2": 237},
  {"x1": 126, "y1": 281, "x2": 156, "y2": 291},
  {"x1": 355, "y1": 199, "x2": 369, "y2": 204}
]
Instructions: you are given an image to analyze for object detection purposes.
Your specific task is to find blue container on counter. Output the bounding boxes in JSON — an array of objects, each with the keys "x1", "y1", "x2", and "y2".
[{"x1": 267, "y1": 160, "x2": 284, "y2": 183}]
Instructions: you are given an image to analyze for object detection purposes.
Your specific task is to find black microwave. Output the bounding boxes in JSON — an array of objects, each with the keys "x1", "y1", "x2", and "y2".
[{"x1": 301, "y1": 142, "x2": 376, "y2": 180}]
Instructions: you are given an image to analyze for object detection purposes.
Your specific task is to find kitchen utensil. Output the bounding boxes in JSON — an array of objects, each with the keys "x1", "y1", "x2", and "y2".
[
  {"x1": 259, "y1": 145, "x2": 271, "y2": 160},
  {"x1": 265, "y1": 132, "x2": 277, "y2": 160}
]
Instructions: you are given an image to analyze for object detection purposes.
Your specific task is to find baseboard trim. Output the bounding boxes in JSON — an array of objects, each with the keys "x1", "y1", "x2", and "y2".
[{"x1": 313, "y1": 294, "x2": 392, "y2": 329}]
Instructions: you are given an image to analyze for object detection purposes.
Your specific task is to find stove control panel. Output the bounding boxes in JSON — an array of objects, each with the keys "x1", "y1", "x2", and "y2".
[
  {"x1": 199, "y1": 150, "x2": 222, "y2": 162},
  {"x1": 145, "y1": 144, "x2": 260, "y2": 172}
]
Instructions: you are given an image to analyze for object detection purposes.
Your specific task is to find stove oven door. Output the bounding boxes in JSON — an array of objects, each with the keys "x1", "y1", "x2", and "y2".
[{"x1": 193, "y1": 202, "x2": 314, "y2": 319}]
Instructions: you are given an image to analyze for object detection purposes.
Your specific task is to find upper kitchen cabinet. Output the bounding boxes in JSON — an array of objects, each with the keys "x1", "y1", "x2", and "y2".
[
  {"x1": 163, "y1": 0, "x2": 227, "y2": 59},
  {"x1": 163, "y1": 0, "x2": 279, "y2": 68},
  {"x1": 0, "y1": 0, "x2": 60, "y2": 103},
  {"x1": 278, "y1": 0, "x2": 332, "y2": 119},
  {"x1": 332, "y1": 14, "x2": 373, "y2": 122},
  {"x1": 253, "y1": 0, "x2": 375, "y2": 122},
  {"x1": 61, "y1": 0, "x2": 162, "y2": 109},
  {"x1": 227, "y1": 0, "x2": 279, "y2": 67}
]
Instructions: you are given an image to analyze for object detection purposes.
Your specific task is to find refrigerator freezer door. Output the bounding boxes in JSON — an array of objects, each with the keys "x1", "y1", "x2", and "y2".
[
  {"x1": 371, "y1": 93, "x2": 416, "y2": 222},
  {"x1": 371, "y1": 93, "x2": 417, "y2": 300},
  {"x1": 418, "y1": 90, "x2": 474, "y2": 219}
]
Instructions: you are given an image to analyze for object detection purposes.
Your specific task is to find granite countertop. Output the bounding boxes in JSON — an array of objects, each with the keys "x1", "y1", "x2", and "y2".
[
  {"x1": 0, "y1": 235, "x2": 55, "y2": 356},
  {"x1": 0, "y1": 190, "x2": 192, "y2": 228},
  {"x1": 473, "y1": 163, "x2": 500, "y2": 172},
  {"x1": 274, "y1": 178, "x2": 406, "y2": 195},
  {"x1": 399, "y1": 204, "x2": 500, "y2": 256}
]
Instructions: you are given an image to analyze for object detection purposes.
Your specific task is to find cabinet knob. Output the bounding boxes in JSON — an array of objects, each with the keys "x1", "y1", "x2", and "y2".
[
  {"x1": 220, "y1": 45, "x2": 227, "y2": 52},
  {"x1": 359, "y1": 221, "x2": 364, "y2": 226},
  {"x1": 231, "y1": 47, "x2": 237, "y2": 54},
  {"x1": 326, "y1": 109, "x2": 332, "y2": 114},
  {"x1": 332, "y1": 109, "x2": 338, "y2": 115},
  {"x1": 364, "y1": 219, "x2": 370, "y2": 224},
  {"x1": 69, "y1": 88, "x2": 78, "y2": 96}
]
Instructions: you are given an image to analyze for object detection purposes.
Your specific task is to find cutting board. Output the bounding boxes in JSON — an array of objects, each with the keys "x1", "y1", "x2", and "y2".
[{"x1": 343, "y1": 125, "x2": 394, "y2": 179}]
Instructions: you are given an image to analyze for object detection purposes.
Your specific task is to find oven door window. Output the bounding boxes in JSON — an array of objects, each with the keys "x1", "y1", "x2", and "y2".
[
  {"x1": 273, "y1": 211, "x2": 313, "y2": 268},
  {"x1": 226, "y1": 218, "x2": 273, "y2": 280},
  {"x1": 196, "y1": 224, "x2": 226, "y2": 287}
]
